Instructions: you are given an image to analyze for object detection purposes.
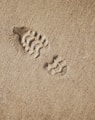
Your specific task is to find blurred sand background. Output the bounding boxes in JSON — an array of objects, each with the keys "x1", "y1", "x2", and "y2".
[{"x1": 0, "y1": 0, "x2": 95, "y2": 120}]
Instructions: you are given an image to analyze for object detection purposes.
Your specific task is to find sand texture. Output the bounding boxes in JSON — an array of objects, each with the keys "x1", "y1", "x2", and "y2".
[{"x1": 0, "y1": 0, "x2": 95, "y2": 120}]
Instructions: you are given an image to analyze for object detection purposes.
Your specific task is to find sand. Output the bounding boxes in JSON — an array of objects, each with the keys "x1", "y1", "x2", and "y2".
[{"x1": 0, "y1": 0, "x2": 95, "y2": 120}]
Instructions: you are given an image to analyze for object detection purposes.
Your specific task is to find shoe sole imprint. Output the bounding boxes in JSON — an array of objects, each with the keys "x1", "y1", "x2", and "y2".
[
  {"x1": 13, "y1": 27, "x2": 49, "y2": 59},
  {"x1": 44, "y1": 55, "x2": 67, "y2": 76}
]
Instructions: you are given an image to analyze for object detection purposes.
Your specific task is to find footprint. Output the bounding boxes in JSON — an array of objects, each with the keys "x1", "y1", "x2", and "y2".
[
  {"x1": 13, "y1": 26, "x2": 49, "y2": 59},
  {"x1": 44, "y1": 55, "x2": 67, "y2": 76}
]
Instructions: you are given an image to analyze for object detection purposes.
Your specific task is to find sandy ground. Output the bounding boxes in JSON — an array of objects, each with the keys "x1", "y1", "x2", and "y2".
[{"x1": 0, "y1": 0, "x2": 95, "y2": 120}]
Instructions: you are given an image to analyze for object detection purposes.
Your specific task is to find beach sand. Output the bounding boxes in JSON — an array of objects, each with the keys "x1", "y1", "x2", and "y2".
[{"x1": 0, "y1": 0, "x2": 95, "y2": 119}]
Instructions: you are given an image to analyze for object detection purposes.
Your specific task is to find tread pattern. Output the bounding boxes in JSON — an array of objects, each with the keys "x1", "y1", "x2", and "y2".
[
  {"x1": 13, "y1": 27, "x2": 49, "y2": 59},
  {"x1": 45, "y1": 55, "x2": 67, "y2": 75}
]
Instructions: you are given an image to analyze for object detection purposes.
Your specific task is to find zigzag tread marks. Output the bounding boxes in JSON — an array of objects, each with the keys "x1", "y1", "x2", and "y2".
[
  {"x1": 47, "y1": 56, "x2": 63, "y2": 71},
  {"x1": 45, "y1": 56, "x2": 67, "y2": 76},
  {"x1": 27, "y1": 41, "x2": 41, "y2": 55},
  {"x1": 25, "y1": 36, "x2": 35, "y2": 46},
  {"x1": 51, "y1": 63, "x2": 67, "y2": 75},
  {"x1": 24, "y1": 32, "x2": 48, "y2": 58},
  {"x1": 13, "y1": 27, "x2": 49, "y2": 59},
  {"x1": 22, "y1": 32, "x2": 35, "y2": 47},
  {"x1": 28, "y1": 43, "x2": 42, "y2": 56},
  {"x1": 31, "y1": 44, "x2": 43, "y2": 58}
]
